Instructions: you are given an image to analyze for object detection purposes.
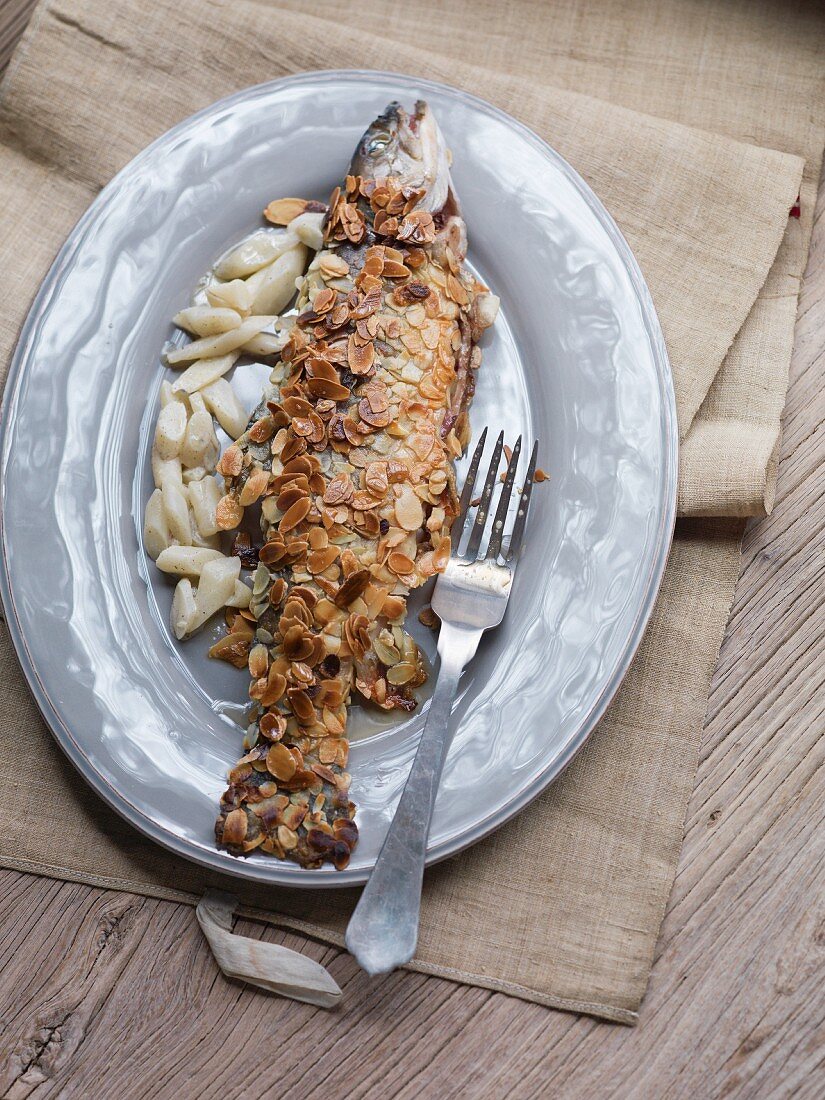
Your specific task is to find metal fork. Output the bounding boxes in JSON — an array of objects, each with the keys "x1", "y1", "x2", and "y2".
[{"x1": 345, "y1": 429, "x2": 539, "y2": 975}]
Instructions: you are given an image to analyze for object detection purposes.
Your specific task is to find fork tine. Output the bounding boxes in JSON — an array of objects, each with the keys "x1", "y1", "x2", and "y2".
[
  {"x1": 451, "y1": 427, "x2": 488, "y2": 542},
  {"x1": 504, "y1": 439, "x2": 538, "y2": 562},
  {"x1": 486, "y1": 436, "x2": 522, "y2": 560},
  {"x1": 463, "y1": 431, "x2": 504, "y2": 560}
]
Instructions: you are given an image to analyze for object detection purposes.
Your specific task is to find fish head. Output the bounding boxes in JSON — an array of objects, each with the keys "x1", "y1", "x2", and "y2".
[{"x1": 350, "y1": 100, "x2": 453, "y2": 214}]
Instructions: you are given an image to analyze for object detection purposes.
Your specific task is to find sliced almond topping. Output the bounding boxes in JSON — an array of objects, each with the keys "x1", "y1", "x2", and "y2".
[
  {"x1": 387, "y1": 551, "x2": 415, "y2": 576},
  {"x1": 348, "y1": 335, "x2": 375, "y2": 376},
  {"x1": 319, "y1": 254, "x2": 349, "y2": 279},
  {"x1": 279, "y1": 496, "x2": 312, "y2": 533},
  {"x1": 239, "y1": 467, "x2": 270, "y2": 506},
  {"x1": 248, "y1": 416, "x2": 275, "y2": 443},
  {"x1": 266, "y1": 742, "x2": 297, "y2": 781},
  {"x1": 446, "y1": 272, "x2": 470, "y2": 306},
  {"x1": 308, "y1": 545, "x2": 341, "y2": 574},
  {"x1": 215, "y1": 494, "x2": 244, "y2": 530},
  {"x1": 365, "y1": 462, "x2": 389, "y2": 496},
  {"x1": 277, "y1": 825, "x2": 299, "y2": 850},
  {"x1": 248, "y1": 643, "x2": 269, "y2": 680},
  {"x1": 305, "y1": 377, "x2": 351, "y2": 402},
  {"x1": 351, "y1": 490, "x2": 382, "y2": 511},
  {"x1": 334, "y1": 568, "x2": 371, "y2": 608},
  {"x1": 394, "y1": 486, "x2": 425, "y2": 531},
  {"x1": 318, "y1": 738, "x2": 341, "y2": 765},
  {"x1": 264, "y1": 197, "x2": 314, "y2": 225},
  {"x1": 217, "y1": 444, "x2": 244, "y2": 478},
  {"x1": 222, "y1": 808, "x2": 248, "y2": 845},
  {"x1": 261, "y1": 670, "x2": 287, "y2": 707},
  {"x1": 288, "y1": 688, "x2": 316, "y2": 724},
  {"x1": 386, "y1": 661, "x2": 418, "y2": 686},
  {"x1": 382, "y1": 259, "x2": 412, "y2": 279},
  {"x1": 259, "y1": 712, "x2": 286, "y2": 741},
  {"x1": 323, "y1": 472, "x2": 354, "y2": 505}
]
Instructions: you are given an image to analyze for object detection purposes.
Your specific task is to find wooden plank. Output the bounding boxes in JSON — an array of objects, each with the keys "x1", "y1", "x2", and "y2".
[{"x1": 0, "y1": 8, "x2": 823, "y2": 1098}]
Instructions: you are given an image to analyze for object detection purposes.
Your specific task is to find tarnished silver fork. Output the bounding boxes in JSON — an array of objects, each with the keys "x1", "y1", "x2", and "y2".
[{"x1": 346, "y1": 429, "x2": 538, "y2": 975}]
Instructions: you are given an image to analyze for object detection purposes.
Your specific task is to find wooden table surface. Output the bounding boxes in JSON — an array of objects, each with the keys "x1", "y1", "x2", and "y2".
[{"x1": 1, "y1": 5, "x2": 824, "y2": 1097}]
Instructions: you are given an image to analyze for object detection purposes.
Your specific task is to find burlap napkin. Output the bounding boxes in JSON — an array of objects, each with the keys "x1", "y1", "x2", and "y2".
[{"x1": 0, "y1": 0, "x2": 822, "y2": 1024}]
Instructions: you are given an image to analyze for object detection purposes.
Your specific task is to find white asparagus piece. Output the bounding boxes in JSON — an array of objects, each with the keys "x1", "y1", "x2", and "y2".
[
  {"x1": 143, "y1": 488, "x2": 171, "y2": 560},
  {"x1": 200, "y1": 378, "x2": 249, "y2": 441},
  {"x1": 206, "y1": 279, "x2": 252, "y2": 316},
  {"x1": 188, "y1": 475, "x2": 223, "y2": 537},
  {"x1": 245, "y1": 245, "x2": 307, "y2": 315},
  {"x1": 156, "y1": 546, "x2": 224, "y2": 577},
  {"x1": 241, "y1": 333, "x2": 286, "y2": 357},
  {"x1": 189, "y1": 525, "x2": 222, "y2": 551},
  {"x1": 162, "y1": 481, "x2": 192, "y2": 545},
  {"x1": 182, "y1": 465, "x2": 210, "y2": 484},
  {"x1": 152, "y1": 449, "x2": 182, "y2": 491},
  {"x1": 180, "y1": 409, "x2": 220, "y2": 470},
  {"x1": 171, "y1": 578, "x2": 198, "y2": 641},
  {"x1": 171, "y1": 352, "x2": 240, "y2": 395},
  {"x1": 289, "y1": 211, "x2": 325, "y2": 252},
  {"x1": 214, "y1": 229, "x2": 296, "y2": 280},
  {"x1": 173, "y1": 306, "x2": 244, "y2": 337},
  {"x1": 187, "y1": 557, "x2": 241, "y2": 633},
  {"x1": 225, "y1": 579, "x2": 252, "y2": 609},
  {"x1": 159, "y1": 379, "x2": 191, "y2": 410},
  {"x1": 165, "y1": 317, "x2": 275, "y2": 365},
  {"x1": 154, "y1": 400, "x2": 188, "y2": 459}
]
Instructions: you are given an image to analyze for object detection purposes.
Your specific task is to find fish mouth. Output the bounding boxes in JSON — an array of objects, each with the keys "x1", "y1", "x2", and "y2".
[{"x1": 350, "y1": 100, "x2": 453, "y2": 214}]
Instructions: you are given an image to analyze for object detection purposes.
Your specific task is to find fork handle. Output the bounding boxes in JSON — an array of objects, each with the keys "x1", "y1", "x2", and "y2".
[{"x1": 345, "y1": 621, "x2": 481, "y2": 975}]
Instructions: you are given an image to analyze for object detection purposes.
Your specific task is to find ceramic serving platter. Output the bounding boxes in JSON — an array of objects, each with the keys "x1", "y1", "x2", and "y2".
[{"x1": 0, "y1": 71, "x2": 677, "y2": 887}]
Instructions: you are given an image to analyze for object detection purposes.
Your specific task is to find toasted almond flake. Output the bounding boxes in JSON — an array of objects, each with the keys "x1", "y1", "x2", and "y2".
[
  {"x1": 320, "y1": 253, "x2": 350, "y2": 279},
  {"x1": 306, "y1": 376, "x2": 350, "y2": 401},
  {"x1": 323, "y1": 471, "x2": 354, "y2": 505},
  {"x1": 277, "y1": 825, "x2": 299, "y2": 850},
  {"x1": 387, "y1": 551, "x2": 415, "y2": 575},
  {"x1": 239, "y1": 467, "x2": 270, "y2": 506},
  {"x1": 279, "y1": 496, "x2": 312, "y2": 532},
  {"x1": 308, "y1": 527, "x2": 329, "y2": 550},
  {"x1": 222, "y1": 808, "x2": 248, "y2": 844},
  {"x1": 446, "y1": 272, "x2": 469, "y2": 306},
  {"x1": 264, "y1": 197, "x2": 309, "y2": 225},
  {"x1": 248, "y1": 643, "x2": 269, "y2": 680},
  {"x1": 347, "y1": 335, "x2": 375, "y2": 375},
  {"x1": 386, "y1": 661, "x2": 418, "y2": 686},
  {"x1": 288, "y1": 689, "x2": 316, "y2": 724},
  {"x1": 215, "y1": 494, "x2": 244, "y2": 530},
  {"x1": 308, "y1": 545, "x2": 340, "y2": 574},
  {"x1": 259, "y1": 712, "x2": 286, "y2": 741},
  {"x1": 266, "y1": 742, "x2": 297, "y2": 781},
  {"x1": 208, "y1": 632, "x2": 251, "y2": 668},
  {"x1": 334, "y1": 568, "x2": 371, "y2": 609},
  {"x1": 317, "y1": 738, "x2": 339, "y2": 765},
  {"x1": 217, "y1": 445, "x2": 244, "y2": 478},
  {"x1": 394, "y1": 486, "x2": 424, "y2": 531},
  {"x1": 290, "y1": 661, "x2": 314, "y2": 686},
  {"x1": 386, "y1": 459, "x2": 409, "y2": 483},
  {"x1": 534, "y1": 468, "x2": 549, "y2": 483}
]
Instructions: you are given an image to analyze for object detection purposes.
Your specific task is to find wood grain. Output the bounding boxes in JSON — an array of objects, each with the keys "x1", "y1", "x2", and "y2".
[{"x1": 0, "y1": 11, "x2": 824, "y2": 1100}]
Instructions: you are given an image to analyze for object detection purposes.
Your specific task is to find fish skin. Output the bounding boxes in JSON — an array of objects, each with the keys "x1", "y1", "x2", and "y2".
[{"x1": 214, "y1": 103, "x2": 497, "y2": 869}]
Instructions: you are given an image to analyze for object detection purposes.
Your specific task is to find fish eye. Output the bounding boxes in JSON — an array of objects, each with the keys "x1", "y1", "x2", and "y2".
[{"x1": 367, "y1": 132, "x2": 390, "y2": 153}]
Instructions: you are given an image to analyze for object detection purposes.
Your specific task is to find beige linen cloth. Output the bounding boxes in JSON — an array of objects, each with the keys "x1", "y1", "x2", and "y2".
[{"x1": 0, "y1": 0, "x2": 823, "y2": 1024}]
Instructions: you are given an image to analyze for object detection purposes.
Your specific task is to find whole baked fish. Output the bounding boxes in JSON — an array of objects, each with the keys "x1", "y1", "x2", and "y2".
[{"x1": 213, "y1": 102, "x2": 498, "y2": 869}]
